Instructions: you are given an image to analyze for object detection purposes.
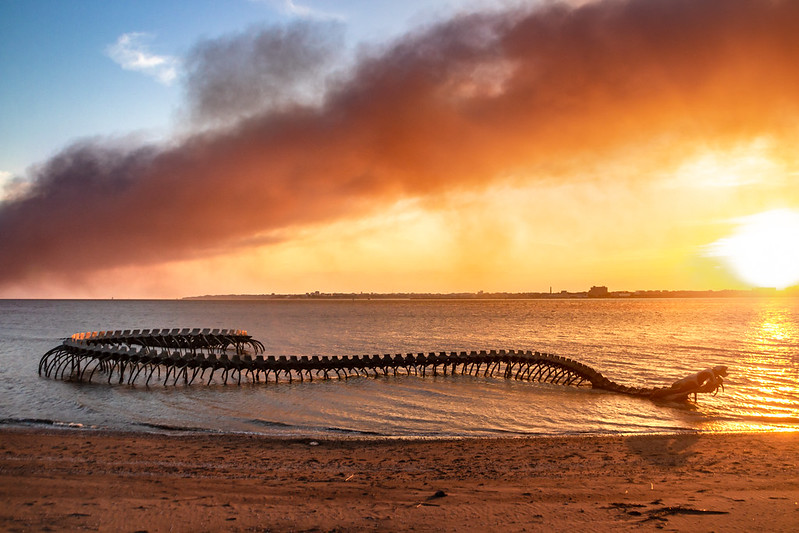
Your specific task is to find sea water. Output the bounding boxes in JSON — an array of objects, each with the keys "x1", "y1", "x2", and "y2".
[{"x1": 1, "y1": 298, "x2": 797, "y2": 437}]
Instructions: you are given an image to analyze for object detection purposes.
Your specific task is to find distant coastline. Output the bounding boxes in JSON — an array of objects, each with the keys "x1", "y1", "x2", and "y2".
[{"x1": 183, "y1": 286, "x2": 798, "y2": 301}]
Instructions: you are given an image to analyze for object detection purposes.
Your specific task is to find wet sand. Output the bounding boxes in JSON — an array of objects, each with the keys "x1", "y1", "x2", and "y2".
[{"x1": 1, "y1": 428, "x2": 797, "y2": 531}]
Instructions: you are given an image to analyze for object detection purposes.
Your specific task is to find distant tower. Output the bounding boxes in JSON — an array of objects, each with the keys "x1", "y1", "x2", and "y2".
[{"x1": 588, "y1": 286, "x2": 609, "y2": 297}]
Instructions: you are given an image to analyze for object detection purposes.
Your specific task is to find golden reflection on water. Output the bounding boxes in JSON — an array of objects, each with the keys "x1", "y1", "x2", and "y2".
[
  {"x1": 735, "y1": 300, "x2": 799, "y2": 428},
  {"x1": 754, "y1": 307, "x2": 794, "y2": 343},
  {"x1": 742, "y1": 301, "x2": 797, "y2": 364}
]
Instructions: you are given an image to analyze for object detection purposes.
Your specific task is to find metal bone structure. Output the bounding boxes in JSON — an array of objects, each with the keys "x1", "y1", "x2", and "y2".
[
  {"x1": 38, "y1": 329, "x2": 707, "y2": 400},
  {"x1": 38, "y1": 329, "x2": 265, "y2": 387}
]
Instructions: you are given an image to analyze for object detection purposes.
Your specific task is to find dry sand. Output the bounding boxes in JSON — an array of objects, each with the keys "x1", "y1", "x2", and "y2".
[{"x1": 1, "y1": 428, "x2": 797, "y2": 532}]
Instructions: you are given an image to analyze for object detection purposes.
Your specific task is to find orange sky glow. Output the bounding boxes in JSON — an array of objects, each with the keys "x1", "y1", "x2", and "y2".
[{"x1": 1, "y1": 0, "x2": 798, "y2": 298}]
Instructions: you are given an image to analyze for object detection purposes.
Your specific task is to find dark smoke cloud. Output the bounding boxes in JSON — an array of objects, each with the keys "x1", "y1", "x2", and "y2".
[
  {"x1": 183, "y1": 20, "x2": 345, "y2": 126},
  {"x1": 2, "y1": 0, "x2": 799, "y2": 286}
]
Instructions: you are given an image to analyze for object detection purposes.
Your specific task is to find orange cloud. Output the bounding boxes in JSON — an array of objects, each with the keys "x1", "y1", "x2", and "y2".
[{"x1": 1, "y1": 0, "x2": 798, "y2": 290}]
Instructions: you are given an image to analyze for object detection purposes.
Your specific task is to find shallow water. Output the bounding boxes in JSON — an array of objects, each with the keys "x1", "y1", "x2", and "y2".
[{"x1": 1, "y1": 298, "x2": 797, "y2": 437}]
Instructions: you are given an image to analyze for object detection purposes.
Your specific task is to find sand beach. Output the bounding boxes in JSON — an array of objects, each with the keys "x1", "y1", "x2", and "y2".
[{"x1": 1, "y1": 428, "x2": 797, "y2": 531}]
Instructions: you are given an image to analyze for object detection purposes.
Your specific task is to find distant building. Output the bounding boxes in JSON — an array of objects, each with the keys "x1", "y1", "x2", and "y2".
[{"x1": 588, "y1": 286, "x2": 609, "y2": 297}]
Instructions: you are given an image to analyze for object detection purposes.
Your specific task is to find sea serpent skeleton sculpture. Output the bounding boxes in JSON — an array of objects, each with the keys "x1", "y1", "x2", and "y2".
[{"x1": 38, "y1": 329, "x2": 728, "y2": 402}]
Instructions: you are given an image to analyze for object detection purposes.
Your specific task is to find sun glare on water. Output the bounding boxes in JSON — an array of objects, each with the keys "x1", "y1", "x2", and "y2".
[{"x1": 710, "y1": 209, "x2": 799, "y2": 289}]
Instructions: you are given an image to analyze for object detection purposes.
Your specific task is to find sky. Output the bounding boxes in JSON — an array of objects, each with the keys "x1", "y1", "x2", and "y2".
[{"x1": 1, "y1": 0, "x2": 798, "y2": 299}]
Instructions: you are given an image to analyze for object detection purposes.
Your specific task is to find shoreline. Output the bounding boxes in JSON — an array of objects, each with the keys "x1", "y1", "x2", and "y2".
[
  {"x1": 3, "y1": 417, "x2": 797, "y2": 439},
  {"x1": 2, "y1": 428, "x2": 797, "y2": 531}
]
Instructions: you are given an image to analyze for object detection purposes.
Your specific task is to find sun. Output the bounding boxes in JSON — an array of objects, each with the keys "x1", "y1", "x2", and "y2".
[{"x1": 710, "y1": 209, "x2": 799, "y2": 289}]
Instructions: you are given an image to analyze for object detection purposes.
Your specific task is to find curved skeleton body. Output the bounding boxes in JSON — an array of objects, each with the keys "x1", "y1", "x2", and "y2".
[{"x1": 38, "y1": 329, "x2": 725, "y2": 401}]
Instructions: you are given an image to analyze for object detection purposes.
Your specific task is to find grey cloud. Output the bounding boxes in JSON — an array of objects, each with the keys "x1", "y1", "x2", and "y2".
[{"x1": 183, "y1": 20, "x2": 346, "y2": 126}]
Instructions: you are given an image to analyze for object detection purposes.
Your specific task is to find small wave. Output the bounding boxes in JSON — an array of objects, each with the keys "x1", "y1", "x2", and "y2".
[
  {"x1": 0, "y1": 417, "x2": 91, "y2": 429},
  {"x1": 245, "y1": 418, "x2": 386, "y2": 436},
  {"x1": 135, "y1": 422, "x2": 224, "y2": 433},
  {"x1": 324, "y1": 426, "x2": 385, "y2": 436},
  {"x1": 0, "y1": 417, "x2": 58, "y2": 426},
  {"x1": 246, "y1": 419, "x2": 295, "y2": 429},
  {"x1": 736, "y1": 414, "x2": 799, "y2": 425}
]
